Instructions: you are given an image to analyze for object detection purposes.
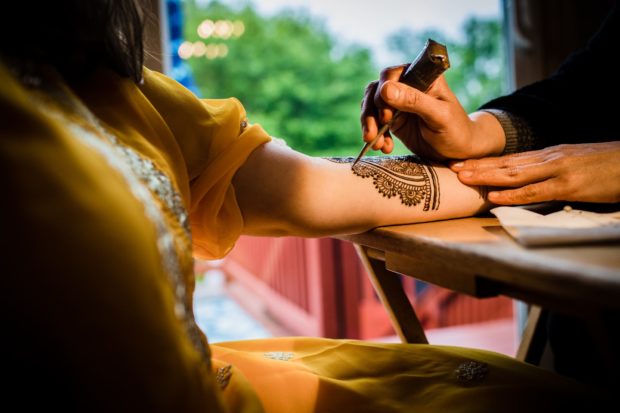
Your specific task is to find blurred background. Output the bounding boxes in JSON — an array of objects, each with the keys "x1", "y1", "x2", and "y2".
[
  {"x1": 144, "y1": 0, "x2": 614, "y2": 356},
  {"x1": 178, "y1": 0, "x2": 505, "y2": 156}
]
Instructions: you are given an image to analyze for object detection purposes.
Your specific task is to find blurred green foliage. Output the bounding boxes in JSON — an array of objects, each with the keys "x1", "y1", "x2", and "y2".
[
  {"x1": 184, "y1": 0, "x2": 376, "y2": 156},
  {"x1": 387, "y1": 16, "x2": 505, "y2": 113},
  {"x1": 183, "y1": 1, "x2": 505, "y2": 156}
]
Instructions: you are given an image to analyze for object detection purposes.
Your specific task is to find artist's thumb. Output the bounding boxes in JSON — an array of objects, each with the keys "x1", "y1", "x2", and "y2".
[{"x1": 380, "y1": 81, "x2": 443, "y2": 126}]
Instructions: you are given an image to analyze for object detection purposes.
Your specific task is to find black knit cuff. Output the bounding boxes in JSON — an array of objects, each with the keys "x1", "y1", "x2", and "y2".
[{"x1": 480, "y1": 109, "x2": 536, "y2": 154}]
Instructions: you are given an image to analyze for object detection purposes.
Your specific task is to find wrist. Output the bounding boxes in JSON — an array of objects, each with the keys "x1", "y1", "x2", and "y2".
[
  {"x1": 468, "y1": 111, "x2": 506, "y2": 157},
  {"x1": 478, "y1": 109, "x2": 537, "y2": 154}
]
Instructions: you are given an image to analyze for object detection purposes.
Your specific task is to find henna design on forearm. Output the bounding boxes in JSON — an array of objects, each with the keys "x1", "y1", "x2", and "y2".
[{"x1": 326, "y1": 155, "x2": 440, "y2": 211}]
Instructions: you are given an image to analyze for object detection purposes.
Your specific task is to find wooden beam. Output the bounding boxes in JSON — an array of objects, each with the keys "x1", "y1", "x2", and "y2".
[
  {"x1": 516, "y1": 305, "x2": 548, "y2": 364},
  {"x1": 353, "y1": 244, "x2": 428, "y2": 344}
]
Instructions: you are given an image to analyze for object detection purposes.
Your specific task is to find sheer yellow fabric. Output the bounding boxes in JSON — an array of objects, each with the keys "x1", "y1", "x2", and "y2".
[{"x1": 75, "y1": 68, "x2": 271, "y2": 260}]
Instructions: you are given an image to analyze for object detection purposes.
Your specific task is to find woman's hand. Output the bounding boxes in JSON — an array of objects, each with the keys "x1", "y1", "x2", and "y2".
[
  {"x1": 360, "y1": 65, "x2": 505, "y2": 161},
  {"x1": 450, "y1": 141, "x2": 620, "y2": 205}
]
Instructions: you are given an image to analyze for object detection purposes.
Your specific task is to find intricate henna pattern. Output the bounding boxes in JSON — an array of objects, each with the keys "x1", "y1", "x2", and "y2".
[{"x1": 326, "y1": 156, "x2": 440, "y2": 211}]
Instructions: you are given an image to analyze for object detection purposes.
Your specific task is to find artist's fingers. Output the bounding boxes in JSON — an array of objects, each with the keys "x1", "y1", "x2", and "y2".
[
  {"x1": 378, "y1": 64, "x2": 407, "y2": 83},
  {"x1": 362, "y1": 116, "x2": 379, "y2": 143},
  {"x1": 361, "y1": 81, "x2": 379, "y2": 125},
  {"x1": 377, "y1": 64, "x2": 407, "y2": 123},
  {"x1": 381, "y1": 136, "x2": 394, "y2": 154},
  {"x1": 450, "y1": 150, "x2": 547, "y2": 172},
  {"x1": 361, "y1": 81, "x2": 380, "y2": 143},
  {"x1": 454, "y1": 142, "x2": 620, "y2": 204},
  {"x1": 454, "y1": 160, "x2": 556, "y2": 187},
  {"x1": 372, "y1": 135, "x2": 385, "y2": 150},
  {"x1": 390, "y1": 109, "x2": 408, "y2": 133},
  {"x1": 428, "y1": 75, "x2": 459, "y2": 103},
  {"x1": 363, "y1": 116, "x2": 393, "y2": 150},
  {"x1": 487, "y1": 180, "x2": 558, "y2": 205},
  {"x1": 380, "y1": 81, "x2": 448, "y2": 128}
]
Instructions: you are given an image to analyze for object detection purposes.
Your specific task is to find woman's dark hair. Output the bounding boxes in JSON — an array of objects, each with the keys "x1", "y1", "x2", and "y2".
[{"x1": 1, "y1": 0, "x2": 145, "y2": 83}]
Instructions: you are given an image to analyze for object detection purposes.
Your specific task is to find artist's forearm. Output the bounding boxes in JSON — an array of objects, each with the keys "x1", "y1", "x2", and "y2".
[
  {"x1": 233, "y1": 142, "x2": 489, "y2": 237},
  {"x1": 468, "y1": 111, "x2": 507, "y2": 157}
]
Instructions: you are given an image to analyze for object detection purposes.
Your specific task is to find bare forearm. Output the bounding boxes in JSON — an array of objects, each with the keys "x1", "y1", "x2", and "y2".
[
  {"x1": 313, "y1": 155, "x2": 489, "y2": 235},
  {"x1": 233, "y1": 141, "x2": 490, "y2": 237}
]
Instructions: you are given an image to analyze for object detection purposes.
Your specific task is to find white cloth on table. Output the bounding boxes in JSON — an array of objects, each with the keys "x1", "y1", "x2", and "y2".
[{"x1": 491, "y1": 205, "x2": 620, "y2": 246}]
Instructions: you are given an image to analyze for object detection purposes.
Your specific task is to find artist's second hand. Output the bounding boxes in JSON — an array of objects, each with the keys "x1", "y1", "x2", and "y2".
[{"x1": 351, "y1": 110, "x2": 401, "y2": 168}]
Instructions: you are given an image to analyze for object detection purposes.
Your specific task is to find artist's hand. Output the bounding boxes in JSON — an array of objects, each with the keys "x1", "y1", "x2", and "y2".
[
  {"x1": 361, "y1": 65, "x2": 505, "y2": 161},
  {"x1": 450, "y1": 141, "x2": 620, "y2": 205}
]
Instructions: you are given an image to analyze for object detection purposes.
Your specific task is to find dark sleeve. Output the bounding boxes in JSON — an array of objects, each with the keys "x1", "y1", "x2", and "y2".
[{"x1": 480, "y1": 4, "x2": 620, "y2": 151}]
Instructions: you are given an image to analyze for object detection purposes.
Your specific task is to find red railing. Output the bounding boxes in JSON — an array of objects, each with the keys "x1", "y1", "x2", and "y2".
[
  {"x1": 218, "y1": 236, "x2": 341, "y2": 337},
  {"x1": 414, "y1": 286, "x2": 514, "y2": 329},
  {"x1": 213, "y1": 236, "x2": 513, "y2": 340}
]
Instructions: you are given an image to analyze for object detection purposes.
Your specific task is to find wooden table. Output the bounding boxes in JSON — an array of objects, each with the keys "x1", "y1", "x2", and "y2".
[{"x1": 337, "y1": 216, "x2": 620, "y2": 365}]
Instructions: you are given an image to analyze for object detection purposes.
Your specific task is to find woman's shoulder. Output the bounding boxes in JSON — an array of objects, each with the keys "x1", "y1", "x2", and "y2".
[{"x1": 140, "y1": 68, "x2": 206, "y2": 110}]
